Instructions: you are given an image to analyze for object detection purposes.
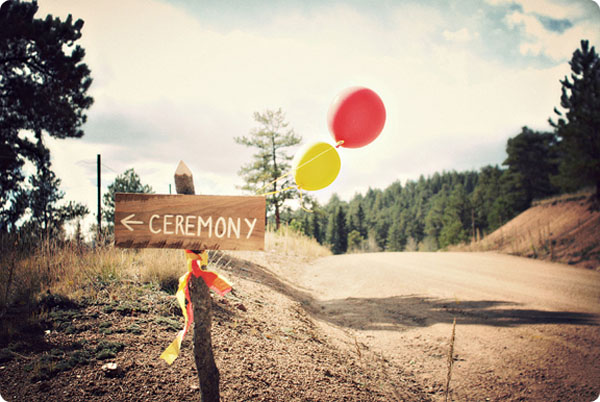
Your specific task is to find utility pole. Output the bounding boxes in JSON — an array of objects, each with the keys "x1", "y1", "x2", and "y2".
[{"x1": 97, "y1": 154, "x2": 101, "y2": 240}]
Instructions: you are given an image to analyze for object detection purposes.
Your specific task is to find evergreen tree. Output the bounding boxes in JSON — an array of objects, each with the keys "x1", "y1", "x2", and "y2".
[
  {"x1": 424, "y1": 185, "x2": 449, "y2": 248},
  {"x1": 27, "y1": 157, "x2": 65, "y2": 239},
  {"x1": 309, "y1": 212, "x2": 323, "y2": 244},
  {"x1": 503, "y1": 126, "x2": 559, "y2": 206},
  {"x1": 326, "y1": 205, "x2": 347, "y2": 254},
  {"x1": 410, "y1": 177, "x2": 429, "y2": 243},
  {"x1": 373, "y1": 212, "x2": 390, "y2": 250},
  {"x1": 24, "y1": 152, "x2": 88, "y2": 241},
  {"x1": 346, "y1": 198, "x2": 367, "y2": 240},
  {"x1": 387, "y1": 218, "x2": 406, "y2": 251},
  {"x1": 0, "y1": 1, "x2": 93, "y2": 230},
  {"x1": 488, "y1": 170, "x2": 522, "y2": 229},
  {"x1": 235, "y1": 109, "x2": 302, "y2": 229},
  {"x1": 347, "y1": 229, "x2": 362, "y2": 252},
  {"x1": 356, "y1": 203, "x2": 367, "y2": 238},
  {"x1": 103, "y1": 168, "x2": 153, "y2": 233},
  {"x1": 439, "y1": 183, "x2": 470, "y2": 248},
  {"x1": 325, "y1": 209, "x2": 335, "y2": 245},
  {"x1": 334, "y1": 206, "x2": 348, "y2": 254},
  {"x1": 471, "y1": 165, "x2": 503, "y2": 234},
  {"x1": 550, "y1": 40, "x2": 600, "y2": 202}
]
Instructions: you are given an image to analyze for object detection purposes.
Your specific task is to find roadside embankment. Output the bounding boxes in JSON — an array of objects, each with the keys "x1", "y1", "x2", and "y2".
[{"x1": 462, "y1": 192, "x2": 599, "y2": 270}]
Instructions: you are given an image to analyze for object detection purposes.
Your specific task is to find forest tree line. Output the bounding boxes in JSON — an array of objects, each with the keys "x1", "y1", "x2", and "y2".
[{"x1": 282, "y1": 127, "x2": 561, "y2": 254}]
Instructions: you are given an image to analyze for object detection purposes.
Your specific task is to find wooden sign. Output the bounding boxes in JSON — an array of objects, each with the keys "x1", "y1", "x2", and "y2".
[{"x1": 114, "y1": 193, "x2": 265, "y2": 250}]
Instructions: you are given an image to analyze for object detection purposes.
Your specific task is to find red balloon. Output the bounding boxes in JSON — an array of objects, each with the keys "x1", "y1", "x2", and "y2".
[{"x1": 327, "y1": 87, "x2": 386, "y2": 148}]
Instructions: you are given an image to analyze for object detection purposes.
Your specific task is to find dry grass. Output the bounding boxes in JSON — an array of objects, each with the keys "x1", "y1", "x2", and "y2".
[
  {"x1": 265, "y1": 225, "x2": 331, "y2": 259},
  {"x1": 123, "y1": 248, "x2": 186, "y2": 291},
  {"x1": 0, "y1": 226, "x2": 330, "y2": 312},
  {"x1": 445, "y1": 317, "x2": 457, "y2": 402},
  {"x1": 531, "y1": 187, "x2": 594, "y2": 207},
  {"x1": 0, "y1": 241, "x2": 183, "y2": 312}
]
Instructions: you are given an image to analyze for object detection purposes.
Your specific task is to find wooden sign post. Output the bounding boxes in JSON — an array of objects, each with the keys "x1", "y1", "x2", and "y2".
[
  {"x1": 114, "y1": 194, "x2": 265, "y2": 250},
  {"x1": 114, "y1": 161, "x2": 266, "y2": 402},
  {"x1": 174, "y1": 161, "x2": 218, "y2": 402}
]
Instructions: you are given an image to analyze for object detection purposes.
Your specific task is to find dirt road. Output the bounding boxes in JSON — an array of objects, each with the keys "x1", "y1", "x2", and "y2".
[{"x1": 289, "y1": 252, "x2": 600, "y2": 401}]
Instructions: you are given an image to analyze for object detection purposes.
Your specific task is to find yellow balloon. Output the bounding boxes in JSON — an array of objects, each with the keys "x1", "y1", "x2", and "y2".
[{"x1": 292, "y1": 142, "x2": 341, "y2": 191}]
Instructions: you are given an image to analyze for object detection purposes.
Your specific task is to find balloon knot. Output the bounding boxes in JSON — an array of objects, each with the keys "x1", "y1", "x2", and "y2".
[{"x1": 336, "y1": 140, "x2": 344, "y2": 148}]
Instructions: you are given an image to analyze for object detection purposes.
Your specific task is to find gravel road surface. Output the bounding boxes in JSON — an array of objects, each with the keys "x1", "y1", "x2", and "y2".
[{"x1": 295, "y1": 252, "x2": 600, "y2": 401}]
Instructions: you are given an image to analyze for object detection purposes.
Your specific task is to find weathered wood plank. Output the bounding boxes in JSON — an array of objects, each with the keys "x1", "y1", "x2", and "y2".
[{"x1": 114, "y1": 193, "x2": 265, "y2": 250}]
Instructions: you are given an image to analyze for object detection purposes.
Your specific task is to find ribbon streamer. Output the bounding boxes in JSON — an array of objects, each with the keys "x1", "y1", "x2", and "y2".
[{"x1": 160, "y1": 250, "x2": 232, "y2": 365}]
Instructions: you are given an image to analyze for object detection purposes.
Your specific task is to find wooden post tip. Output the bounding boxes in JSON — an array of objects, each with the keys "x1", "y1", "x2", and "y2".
[
  {"x1": 175, "y1": 160, "x2": 193, "y2": 177},
  {"x1": 174, "y1": 160, "x2": 195, "y2": 195}
]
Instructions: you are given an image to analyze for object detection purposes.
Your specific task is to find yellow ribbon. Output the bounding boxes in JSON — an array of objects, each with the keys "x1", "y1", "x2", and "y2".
[
  {"x1": 160, "y1": 250, "x2": 232, "y2": 365},
  {"x1": 159, "y1": 269, "x2": 193, "y2": 365}
]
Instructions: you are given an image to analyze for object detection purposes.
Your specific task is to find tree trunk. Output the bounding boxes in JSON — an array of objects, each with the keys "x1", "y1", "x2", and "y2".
[
  {"x1": 271, "y1": 136, "x2": 280, "y2": 230},
  {"x1": 174, "y1": 161, "x2": 220, "y2": 402}
]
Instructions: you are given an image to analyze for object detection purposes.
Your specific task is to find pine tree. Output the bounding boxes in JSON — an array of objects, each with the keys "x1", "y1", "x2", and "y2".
[
  {"x1": 25, "y1": 148, "x2": 88, "y2": 241},
  {"x1": 425, "y1": 184, "x2": 449, "y2": 248},
  {"x1": 356, "y1": 203, "x2": 367, "y2": 238},
  {"x1": 471, "y1": 165, "x2": 503, "y2": 233},
  {"x1": 503, "y1": 126, "x2": 559, "y2": 206},
  {"x1": 347, "y1": 230, "x2": 363, "y2": 252},
  {"x1": 334, "y1": 206, "x2": 348, "y2": 254},
  {"x1": 550, "y1": 40, "x2": 600, "y2": 202},
  {"x1": 235, "y1": 109, "x2": 301, "y2": 229},
  {"x1": 27, "y1": 156, "x2": 65, "y2": 240},
  {"x1": 438, "y1": 183, "x2": 470, "y2": 248},
  {"x1": 326, "y1": 205, "x2": 347, "y2": 254},
  {"x1": 309, "y1": 212, "x2": 322, "y2": 244},
  {"x1": 1, "y1": 1, "x2": 93, "y2": 230},
  {"x1": 387, "y1": 219, "x2": 406, "y2": 251},
  {"x1": 373, "y1": 213, "x2": 390, "y2": 250},
  {"x1": 103, "y1": 168, "x2": 153, "y2": 233}
]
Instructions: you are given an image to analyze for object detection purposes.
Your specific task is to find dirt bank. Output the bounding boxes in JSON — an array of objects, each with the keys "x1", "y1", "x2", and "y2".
[{"x1": 464, "y1": 194, "x2": 600, "y2": 270}]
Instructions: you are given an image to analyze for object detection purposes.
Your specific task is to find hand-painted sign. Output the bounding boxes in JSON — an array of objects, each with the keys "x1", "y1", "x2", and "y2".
[{"x1": 114, "y1": 193, "x2": 265, "y2": 250}]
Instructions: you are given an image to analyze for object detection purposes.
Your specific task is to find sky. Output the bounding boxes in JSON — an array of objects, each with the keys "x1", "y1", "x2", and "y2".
[{"x1": 24, "y1": 0, "x2": 600, "y2": 233}]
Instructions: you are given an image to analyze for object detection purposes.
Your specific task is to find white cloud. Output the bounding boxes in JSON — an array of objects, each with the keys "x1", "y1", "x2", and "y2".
[
  {"x1": 487, "y1": 0, "x2": 600, "y2": 62},
  {"x1": 443, "y1": 27, "x2": 478, "y2": 42},
  {"x1": 485, "y1": 0, "x2": 590, "y2": 20},
  {"x1": 517, "y1": 0, "x2": 588, "y2": 20},
  {"x1": 505, "y1": 7, "x2": 599, "y2": 61}
]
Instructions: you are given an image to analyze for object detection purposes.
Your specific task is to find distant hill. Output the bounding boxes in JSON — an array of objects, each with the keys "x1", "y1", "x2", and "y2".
[{"x1": 464, "y1": 190, "x2": 600, "y2": 270}]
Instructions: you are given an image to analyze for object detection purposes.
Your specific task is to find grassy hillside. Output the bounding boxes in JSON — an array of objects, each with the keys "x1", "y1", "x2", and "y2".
[{"x1": 461, "y1": 190, "x2": 600, "y2": 270}]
